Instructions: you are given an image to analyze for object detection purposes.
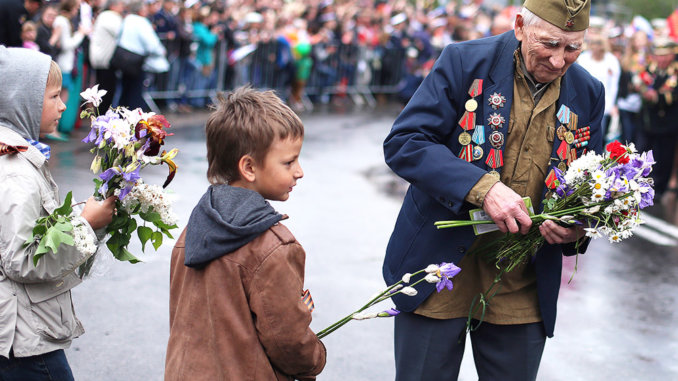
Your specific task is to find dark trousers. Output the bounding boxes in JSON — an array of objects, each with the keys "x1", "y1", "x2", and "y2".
[
  {"x1": 394, "y1": 312, "x2": 546, "y2": 381},
  {"x1": 95, "y1": 68, "x2": 118, "y2": 113},
  {"x1": 0, "y1": 349, "x2": 74, "y2": 381},
  {"x1": 646, "y1": 133, "x2": 678, "y2": 197},
  {"x1": 119, "y1": 72, "x2": 147, "y2": 110}
]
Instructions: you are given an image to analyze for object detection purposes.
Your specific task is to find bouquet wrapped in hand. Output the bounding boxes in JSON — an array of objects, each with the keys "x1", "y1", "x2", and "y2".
[
  {"x1": 435, "y1": 141, "x2": 655, "y2": 332},
  {"x1": 26, "y1": 85, "x2": 179, "y2": 277}
]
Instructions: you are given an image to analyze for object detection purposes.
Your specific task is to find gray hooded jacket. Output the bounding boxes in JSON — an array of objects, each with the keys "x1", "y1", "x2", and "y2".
[
  {"x1": 0, "y1": 46, "x2": 101, "y2": 359},
  {"x1": 184, "y1": 184, "x2": 283, "y2": 268}
]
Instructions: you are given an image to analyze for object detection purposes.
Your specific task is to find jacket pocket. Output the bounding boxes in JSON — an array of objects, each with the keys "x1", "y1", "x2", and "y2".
[{"x1": 28, "y1": 290, "x2": 81, "y2": 342}]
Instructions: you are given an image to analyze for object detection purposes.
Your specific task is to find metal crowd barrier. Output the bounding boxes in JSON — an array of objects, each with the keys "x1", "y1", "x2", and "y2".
[{"x1": 142, "y1": 38, "x2": 408, "y2": 113}]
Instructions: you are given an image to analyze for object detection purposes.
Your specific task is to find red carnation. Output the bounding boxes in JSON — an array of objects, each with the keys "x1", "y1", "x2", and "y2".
[{"x1": 606, "y1": 140, "x2": 630, "y2": 164}]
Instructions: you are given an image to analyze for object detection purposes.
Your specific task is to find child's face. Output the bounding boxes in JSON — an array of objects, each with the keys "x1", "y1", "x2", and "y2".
[
  {"x1": 40, "y1": 84, "x2": 66, "y2": 137},
  {"x1": 252, "y1": 136, "x2": 304, "y2": 201}
]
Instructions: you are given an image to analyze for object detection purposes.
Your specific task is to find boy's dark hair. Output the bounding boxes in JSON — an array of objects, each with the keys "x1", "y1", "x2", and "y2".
[{"x1": 205, "y1": 86, "x2": 304, "y2": 184}]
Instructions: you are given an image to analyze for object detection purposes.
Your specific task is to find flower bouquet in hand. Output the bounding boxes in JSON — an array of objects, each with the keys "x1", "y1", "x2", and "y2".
[
  {"x1": 434, "y1": 141, "x2": 655, "y2": 332},
  {"x1": 26, "y1": 85, "x2": 179, "y2": 277},
  {"x1": 316, "y1": 263, "x2": 460, "y2": 339}
]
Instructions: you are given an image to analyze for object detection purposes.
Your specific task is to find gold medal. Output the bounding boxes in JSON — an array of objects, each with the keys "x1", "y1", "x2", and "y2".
[
  {"x1": 458, "y1": 131, "x2": 472, "y2": 145},
  {"x1": 558, "y1": 161, "x2": 567, "y2": 172},
  {"x1": 465, "y1": 99, "x2": 478, "y2": 112},
  {"x1": 565, "y1": 131, "x2": 575, "y2": 145},
  {"x1": 488, "y1": 170, "x2": 501, "y2": 180},
  {"x1": 556, "y1": 126, "x2": 567, "y2": 141}
]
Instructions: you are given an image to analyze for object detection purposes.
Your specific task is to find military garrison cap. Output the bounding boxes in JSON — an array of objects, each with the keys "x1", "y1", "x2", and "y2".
[{"x1": 523, "y1": 0, "x2": 591, "y2": 32}]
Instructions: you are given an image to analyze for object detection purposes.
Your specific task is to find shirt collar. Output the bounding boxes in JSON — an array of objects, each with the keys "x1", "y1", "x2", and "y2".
[{"x1": 26, "y1": 139, "x2": 51, "y2": 161}]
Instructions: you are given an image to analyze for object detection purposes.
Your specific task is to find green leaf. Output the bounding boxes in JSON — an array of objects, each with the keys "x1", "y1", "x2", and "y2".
[
  {"x1": 32, "y1": 224, "x2": 47, "y2": 237},
  {"x1": 137, "y1": 226, "x2": 153, "y2": 251},
  {"x1": 125, "y1": 218, "x2": 138, "y2": 235},
  {"x1": 140, "y1": 211, "x2": 161, "y2": 223},
  {"x1": 33, "y1": 251, "x2": 45, "y2": 266},
  {"x1": 151, "y1": 231, "x2": 163, "y2": 250},
  {"x1": 54, "y1": 192, "x2": 73, "y2": 216},
  {"x1": 112, "y1": 247, "x2": 141, "y2": 264},
  {"x1": 53, "y1": 220, "x2": 73, "y2": 233}
]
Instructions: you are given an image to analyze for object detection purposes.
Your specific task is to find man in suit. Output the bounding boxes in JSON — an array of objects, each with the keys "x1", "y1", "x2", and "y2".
[{"x1": 382, "y1": 0, "x2": 604, "y2": 380}]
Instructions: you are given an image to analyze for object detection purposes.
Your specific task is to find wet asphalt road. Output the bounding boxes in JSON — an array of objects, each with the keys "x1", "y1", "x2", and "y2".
[{"x1": 45, "y1": 103, "x2": 677, "y2": 380}]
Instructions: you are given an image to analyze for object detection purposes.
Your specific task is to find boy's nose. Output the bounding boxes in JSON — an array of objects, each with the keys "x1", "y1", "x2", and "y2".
[{"x1": 295, "y1": 165, "x2": 304, "y2": 179}]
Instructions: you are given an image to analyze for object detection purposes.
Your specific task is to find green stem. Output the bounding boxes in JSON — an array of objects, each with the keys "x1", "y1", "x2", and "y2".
[{"x1": 316, "y1": 269, "x2": 430, "y2": 339}]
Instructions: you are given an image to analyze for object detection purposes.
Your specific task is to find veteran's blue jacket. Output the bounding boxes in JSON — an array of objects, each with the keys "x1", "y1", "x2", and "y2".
[{"x1": 382, "y1": 31, "x2": 605, "y2": 337}]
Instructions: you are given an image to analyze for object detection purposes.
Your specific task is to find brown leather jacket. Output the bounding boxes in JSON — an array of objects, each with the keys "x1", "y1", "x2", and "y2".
[{"x1": 165, "y1": 224, "x2": 326, "y2": 381}]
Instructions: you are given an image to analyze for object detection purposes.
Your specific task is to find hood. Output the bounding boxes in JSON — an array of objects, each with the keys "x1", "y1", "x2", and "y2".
[
  {"x1": 184, "y1": 184, "x2": 284, "y2": 268},
  {"x1": 0, "y1": 46, "x2": 51, "y2": 141}
]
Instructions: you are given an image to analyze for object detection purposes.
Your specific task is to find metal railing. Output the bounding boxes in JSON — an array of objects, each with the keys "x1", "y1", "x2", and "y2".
[{"x1": 142, "y1": 38, "x2": 409, "y2": 113}]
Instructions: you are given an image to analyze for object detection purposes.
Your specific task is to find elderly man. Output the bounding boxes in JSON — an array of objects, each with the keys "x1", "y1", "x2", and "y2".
[{"x1": 382, "y1": 0, "x2": 604, "y2": 380}]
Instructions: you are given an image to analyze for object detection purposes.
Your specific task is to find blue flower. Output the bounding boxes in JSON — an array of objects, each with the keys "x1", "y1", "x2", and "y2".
[{"x1": 435, "y1": 262, "x2": 461, "y2": 292}]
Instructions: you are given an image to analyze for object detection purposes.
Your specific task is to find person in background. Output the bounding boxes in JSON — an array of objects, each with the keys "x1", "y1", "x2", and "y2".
[
  {"x1": 89, "y1": 0, "x2": 124, "y2": 113},
  {"x1": 0, "y1": 0, "x2": 43, "y2": 47},
  {"x1": 21, "y1": 21, "x2": 39, "y2": 50},
  {"x1": 190, "y1": 5, "x2": 220, "y2": 107},
  {"x1": 637, "y1": 37, "x2": 678, "y2": 200},
  {"x1": 35, "y1": 4, "x2": 62, "y2": 60},
  {"x1": 577, "y1": 34, "x2": 621, "y2": 141},
  {"x1": 117, "y1": 0, "x2": 168, "y2": 110},
  {"x1": 53, "y1": 0, "x2": 89, "y2": 140}
]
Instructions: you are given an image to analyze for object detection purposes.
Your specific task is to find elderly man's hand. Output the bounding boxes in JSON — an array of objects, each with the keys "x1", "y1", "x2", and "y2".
[
  {"x1": 539, "y1": 220, "x2": 585, "y2": 244},
  {"x1": 482, "y1": 182, "x2": 532, "y2": 234}
]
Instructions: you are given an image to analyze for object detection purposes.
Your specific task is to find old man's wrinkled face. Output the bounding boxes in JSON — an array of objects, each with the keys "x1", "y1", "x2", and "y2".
[{"x1": 514, "y1": 14, "x2": 586, "y2": 83}]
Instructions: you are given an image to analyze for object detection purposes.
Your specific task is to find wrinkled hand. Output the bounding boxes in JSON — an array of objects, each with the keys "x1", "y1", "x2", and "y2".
[
  {"x1": 80, "y1": 196, "x2": 117, "y2": 230},
  {"x1": 482, "y1": 182, "x2": 532, "y2": 234},
  {"x1": 539, "y1": 220, "x2": 585, "y2": 245}
]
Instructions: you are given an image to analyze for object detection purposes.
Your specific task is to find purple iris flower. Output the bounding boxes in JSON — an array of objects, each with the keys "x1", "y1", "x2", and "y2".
[
  {"x1": 122, "y1": 166, "x2": 141, "y2": 183},
  {"x1": 118, "y1": 184, "x2": 134, "y2": 200},
  {"x1": 97, "y1": 167, "x2": 121, "y2": 196},
  {"x1": 382, "y1": 308, "x2": 400, "y2": 317},
  {"x1": 555, "y1": 183, "x2": 574, "y2": 198},
  {"x1": 99, "y1": 167, "x2": 120, "y2": 181},
  {"x1": 436, "y1": 262, "x2": 462, "y2": 292},
  {"x1": 82, "y1": 126, "x2": 98, "y2": 144},
  {"x1": 639, "y1": 183, "x2": 655, "y2": 208}
]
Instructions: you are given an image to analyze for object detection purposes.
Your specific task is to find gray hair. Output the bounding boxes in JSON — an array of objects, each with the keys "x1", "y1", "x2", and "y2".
[
  {"x1": 126, "y1": 0, "x2": 144, "y2": 14},
  {"x1": 519, "y1": 7, "x2": 543, "y2": 29}
]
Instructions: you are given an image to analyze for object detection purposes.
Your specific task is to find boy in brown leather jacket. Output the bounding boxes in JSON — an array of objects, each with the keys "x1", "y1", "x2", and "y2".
[{"x1": 164, "y1": 87, "x2": 326, "y2": 381}]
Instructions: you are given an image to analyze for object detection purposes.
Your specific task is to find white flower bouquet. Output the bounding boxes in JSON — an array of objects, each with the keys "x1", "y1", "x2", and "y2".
[
  {"x1": 434, "y1": 141, "x2": 655, "y2": 332},
  {"x1": 26, "y1": 85, "x2": 179, "y2": 277}
]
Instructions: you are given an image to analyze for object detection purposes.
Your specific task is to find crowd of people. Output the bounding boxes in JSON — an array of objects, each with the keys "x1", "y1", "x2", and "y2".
[{"x1": 1, "y1": 0, "x2": 677, "y2": 194}]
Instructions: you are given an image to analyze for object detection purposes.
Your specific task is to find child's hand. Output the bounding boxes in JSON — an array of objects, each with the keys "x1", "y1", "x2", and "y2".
[{"x1": 81, "y1": 196, "x2": 117, "y2": 230}]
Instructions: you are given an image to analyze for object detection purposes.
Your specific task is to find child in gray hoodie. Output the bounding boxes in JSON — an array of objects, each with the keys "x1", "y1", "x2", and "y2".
[{"x1": 0, "y1": 47, "x2": 116, "y2": 380}]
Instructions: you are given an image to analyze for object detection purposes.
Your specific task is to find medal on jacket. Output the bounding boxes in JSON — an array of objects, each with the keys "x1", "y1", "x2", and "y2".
[
  {"x1": 486, "y1": 131, "x2": 504, "y2": 173},
  {"x1": 487, "y1": 113, "x2": 505, "y2": 129},
  {"x1": 459, "y1": 79, "x2": 483, "y2": 131},
  {"x1": 0, "y1": 142, "x2": 28, "y2": 157},
  {"x1": 457, "y1": 79, "x2": 484, "y2": 161},
  {"x1": 487, "y1": 92, "x2": 506, "y2": 109}
]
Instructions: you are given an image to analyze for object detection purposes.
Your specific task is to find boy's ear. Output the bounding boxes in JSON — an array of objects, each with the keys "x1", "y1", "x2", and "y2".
[{"x1": 237, "y1": 154, "x2": 256, "y2": 182}]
